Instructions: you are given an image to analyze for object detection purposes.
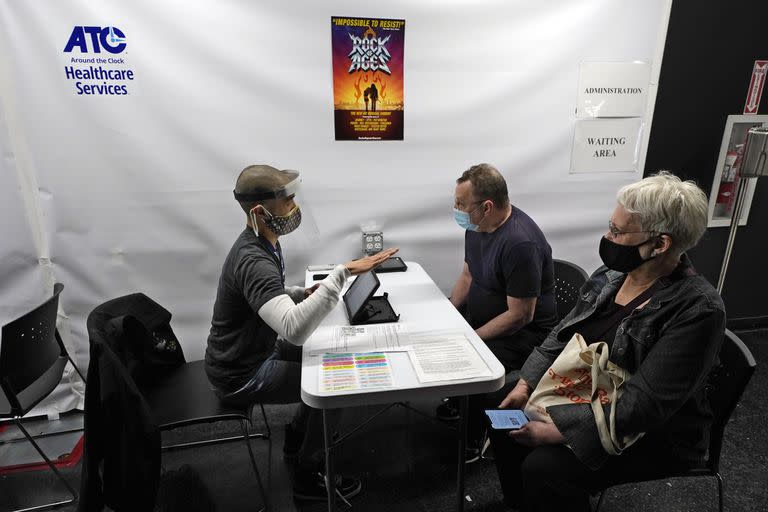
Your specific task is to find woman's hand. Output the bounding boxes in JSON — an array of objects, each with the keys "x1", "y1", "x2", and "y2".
[
  {"x1": 499, "y1": 379, "x2": 531, "y2": 409},
  {"x1": 508, "y1": 421, "x2": 565, "y2": 446},
  {"x1": 303, "y1": 283, "x2": 320, "y2": 298},
  {"x1": 344, "y1": 248, "x2": 399, "y2": 275}
]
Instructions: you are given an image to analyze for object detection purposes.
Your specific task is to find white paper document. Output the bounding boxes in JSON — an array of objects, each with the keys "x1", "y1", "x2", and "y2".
[
  {"x1": 319, "y1": 352, "x2": 394, "y2": 392},
  {"x1": 576, "y1": 61, "x2": 650, "y2": 118},
  {"x1": 570, "y1": 118, "x2": 643, "y2": 173},
  {"x1": 407, "y1": 332, "x2": 492, "y2": 383},
  {"x1": 307, "y1": 324, "x2": 410, "y2": 356}
]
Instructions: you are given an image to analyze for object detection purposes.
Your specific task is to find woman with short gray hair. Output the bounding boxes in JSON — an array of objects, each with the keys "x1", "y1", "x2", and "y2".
[
  {"x1": 490, "y1": 171, "x2": 725, "y2": 511},
  {"x1": 617, "y1": 170, "x2": 709, "y2": 254}
]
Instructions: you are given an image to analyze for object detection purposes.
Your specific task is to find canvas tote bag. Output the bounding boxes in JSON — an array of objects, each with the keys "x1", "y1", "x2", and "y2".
[{"x1": 524, "y1": 333, "x2": 643, "y2": 455}]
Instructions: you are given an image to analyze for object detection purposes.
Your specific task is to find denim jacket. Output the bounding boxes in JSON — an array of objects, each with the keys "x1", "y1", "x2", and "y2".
[{"x1": 520, "y1": 254, "x2": 726, "y2": 470}]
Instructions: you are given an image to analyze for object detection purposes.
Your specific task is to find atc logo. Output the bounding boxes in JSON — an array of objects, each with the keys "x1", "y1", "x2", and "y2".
[{"x1": 63, "y1": 26, "x2": 126, "y2": 54}]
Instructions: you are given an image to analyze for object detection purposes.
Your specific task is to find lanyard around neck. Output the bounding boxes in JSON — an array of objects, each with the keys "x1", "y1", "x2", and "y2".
[{"x1": 258, "y1": 235, "x2": 285, "y2": 286}]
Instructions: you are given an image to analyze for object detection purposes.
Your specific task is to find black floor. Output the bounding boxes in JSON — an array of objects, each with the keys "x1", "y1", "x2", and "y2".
[{"x1": 2, "y1": 330, "x2": 767, "y2": 512}]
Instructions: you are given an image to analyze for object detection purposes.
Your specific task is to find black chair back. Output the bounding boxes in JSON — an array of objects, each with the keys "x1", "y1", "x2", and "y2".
[
  {"x1": 595, "y1": 329, "x2": 757, "y2": 512},
  {"x1": 0, "y1": 283, "x2": 68, "y2": 416},
  {"x1": 553, "y1": 259, "x2": 589, "y2": 322},
  {"x1": 705, "y1": 329, "x2": 757, "y2": 471},
  {"x1": 86, "y1": 293, "x2": 185, "y2": 386},
  {"x1": 80, "y1": 293, "x2": 268, "y2": 511}
]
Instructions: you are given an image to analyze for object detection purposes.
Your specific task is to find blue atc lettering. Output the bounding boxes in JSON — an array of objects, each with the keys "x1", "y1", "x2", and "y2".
[
  {"x1": 63, "y1": 27, "x2": 88, "y2": 53},
  {"x1": 64, "y1": 26, "x2": 126, "y2": 54}
]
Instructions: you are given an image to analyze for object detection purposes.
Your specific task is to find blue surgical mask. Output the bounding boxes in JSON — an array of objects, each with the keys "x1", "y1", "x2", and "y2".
[{"x1": 453, "y1": 207, "x2": 480, "y2": 231}]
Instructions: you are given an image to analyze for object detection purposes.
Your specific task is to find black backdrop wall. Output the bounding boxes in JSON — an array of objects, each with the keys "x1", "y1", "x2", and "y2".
[{"x1": 645, "y1": 0, "x2": 768, "y2": 327}]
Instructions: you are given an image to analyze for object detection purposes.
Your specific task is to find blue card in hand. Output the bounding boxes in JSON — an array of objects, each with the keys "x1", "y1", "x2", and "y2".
[{"x1": 485, "y1": 409, "x2": 530, "y2": 430}]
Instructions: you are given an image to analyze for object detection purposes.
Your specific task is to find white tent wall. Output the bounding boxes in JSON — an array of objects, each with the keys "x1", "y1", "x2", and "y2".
[
  {"x1": 0, "y1": 44, "x2": 85, "y2": 412},
  {"x1": 0, "y1": 0, "x2": 670, "y2": 414},
  {"x1": 0, "y1": 103, "x2": 47, "y2": 321}
]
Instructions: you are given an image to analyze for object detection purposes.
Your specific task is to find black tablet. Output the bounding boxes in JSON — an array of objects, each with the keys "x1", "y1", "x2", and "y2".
[
  {"x1": 375, "y1": 257, "x2": 408, "y2": 273},
  {"x1": 343, "y1": 271, "x2": 381, "y2": 324}
]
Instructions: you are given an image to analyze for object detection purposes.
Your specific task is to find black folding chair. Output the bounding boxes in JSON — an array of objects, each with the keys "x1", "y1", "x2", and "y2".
[
  {"x1": 1, "y1": 283, "x2": 85, "y2": 512},
  {"x1": 494, "y1": 260, "x2": 590, "y2": 397},
  {"x1": 86, "y1": 294, "x2": 270, "y2": 511},
  {"x1": 553, "y1": 259, "x2": 589, "y2": 322},
  {"x1": 595, "y1": 329, "x2": 757, "y2": 512}
]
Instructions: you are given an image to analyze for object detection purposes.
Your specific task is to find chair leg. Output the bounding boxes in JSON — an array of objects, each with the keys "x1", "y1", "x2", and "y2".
[
  {"x1": 716, "y1": 473, "x2": 724, "y2": 512},
  {"x1": 12, "y1": 418, "x2": 77, "y2": 512},
  {"x1": 258, "y1": 402, "x2": 271, "y2": 439},
  {"x1": 240, "y1": 419, "x2": 269, "y2": 512}
]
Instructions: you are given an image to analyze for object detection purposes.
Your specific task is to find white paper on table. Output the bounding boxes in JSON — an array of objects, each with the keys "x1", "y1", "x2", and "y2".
[
  {"x1": 307, "y1": 324, "x2": 411, "y2": 356},
  {"x1": 406, "y1": 332, "x2": 492, "y2": 383}
]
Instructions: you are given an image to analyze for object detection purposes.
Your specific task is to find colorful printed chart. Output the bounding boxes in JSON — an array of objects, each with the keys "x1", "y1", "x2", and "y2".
[{"x1": 320, "y1": 352, "x2": 393, "y2": 392}]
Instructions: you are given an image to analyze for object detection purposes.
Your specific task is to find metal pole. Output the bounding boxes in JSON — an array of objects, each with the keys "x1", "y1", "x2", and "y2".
[
  {"x1": 323, "y1": 409, "x2": 337, "y2": 512},
  {"x1": 717, "y1": 176, "x2": 753, "y2": 294},
  {"x1": 456, "y1": 395, "x2": 469, "y2": 512}
]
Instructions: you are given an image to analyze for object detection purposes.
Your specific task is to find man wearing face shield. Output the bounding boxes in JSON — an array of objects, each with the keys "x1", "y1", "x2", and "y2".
[
  {"x1": 205, "y1": 164, "x2": 397, "y2": 501},
  {"x1": 442, "y1": 163, "x2": 558, "y2": 462}
]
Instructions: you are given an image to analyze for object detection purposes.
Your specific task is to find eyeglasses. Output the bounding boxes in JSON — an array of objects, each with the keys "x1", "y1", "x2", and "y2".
[
  {"x1": 453, "y1": 199, "x2": 485, "y2": 212},
  {"x1": 607, "y1": 220, "x2": 652, "y2": 238}
]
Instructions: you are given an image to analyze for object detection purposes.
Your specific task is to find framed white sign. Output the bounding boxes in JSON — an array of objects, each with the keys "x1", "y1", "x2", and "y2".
[
  {"x1": 576, "y1": 61, "x2": 650, "y2": 118},
  {"x1": 570, "y1": 118, "x2": 644, "y2": 173}
]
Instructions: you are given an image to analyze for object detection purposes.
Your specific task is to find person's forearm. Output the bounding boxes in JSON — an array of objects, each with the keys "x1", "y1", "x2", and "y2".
[
  {"x1": 285, "y1": 285, "x2": 305, "y2": 303},
  {"x1": 259, "y1": 265, "x2": 350, "y2": 345},
  {"x1": 475, "y1": 309, "x2": 530, "y2": 340},
  {"x1": 450, "y1": 273, "x2": 471, "y2": 308}
]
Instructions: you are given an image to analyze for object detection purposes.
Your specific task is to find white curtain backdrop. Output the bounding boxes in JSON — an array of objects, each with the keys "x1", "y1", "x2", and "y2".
[{"x1": 0, "y1": 0, "x2": 670, "y2": 414}]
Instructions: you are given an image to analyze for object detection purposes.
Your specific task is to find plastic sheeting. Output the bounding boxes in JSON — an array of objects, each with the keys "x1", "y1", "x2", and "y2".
[{"x1": 0, "y1": 0, "x2": 671, "y2": 414}]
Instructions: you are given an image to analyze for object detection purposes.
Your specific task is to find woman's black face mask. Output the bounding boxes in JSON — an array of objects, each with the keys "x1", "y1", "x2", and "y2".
[{"x1": 599, "y1": 235, "x2": 658, "y2": 273}]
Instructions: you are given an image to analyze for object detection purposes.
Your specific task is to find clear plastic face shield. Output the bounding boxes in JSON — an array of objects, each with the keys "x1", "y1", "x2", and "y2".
[{"x1": 233, "y1": 169, "x2": 319, "y2": 241}]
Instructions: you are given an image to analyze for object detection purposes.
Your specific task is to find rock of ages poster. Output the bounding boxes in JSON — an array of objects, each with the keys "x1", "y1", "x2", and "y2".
[{"x1": 331, "y1": 16, "x2": 405, "y2": 141}]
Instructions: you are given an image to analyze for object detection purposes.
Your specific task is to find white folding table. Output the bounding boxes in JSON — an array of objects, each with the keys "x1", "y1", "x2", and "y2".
[{"x1": 301, "y1": 262, "x2": 505, "y2": 511}]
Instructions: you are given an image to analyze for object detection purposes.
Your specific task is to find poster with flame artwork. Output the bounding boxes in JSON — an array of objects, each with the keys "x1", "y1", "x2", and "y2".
[{"x1": 331, "y1": 16, "x2": 405, "y2": 141}]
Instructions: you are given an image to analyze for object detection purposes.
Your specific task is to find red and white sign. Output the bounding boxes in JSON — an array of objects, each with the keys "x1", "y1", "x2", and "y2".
[{"x1": 744, "y1": 60, "x2": 768, "y2": 114}]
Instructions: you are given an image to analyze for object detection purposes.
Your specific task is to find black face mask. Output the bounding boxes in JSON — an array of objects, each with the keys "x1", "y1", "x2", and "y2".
[{"x1": 599, "y1": 236, "x2": 657, "y2": 273}]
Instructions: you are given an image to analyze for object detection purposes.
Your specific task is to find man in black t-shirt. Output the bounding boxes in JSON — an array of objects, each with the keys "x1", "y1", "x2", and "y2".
[{"x1": 445, "y1": 163, "x2": 557, "y2": 461}]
